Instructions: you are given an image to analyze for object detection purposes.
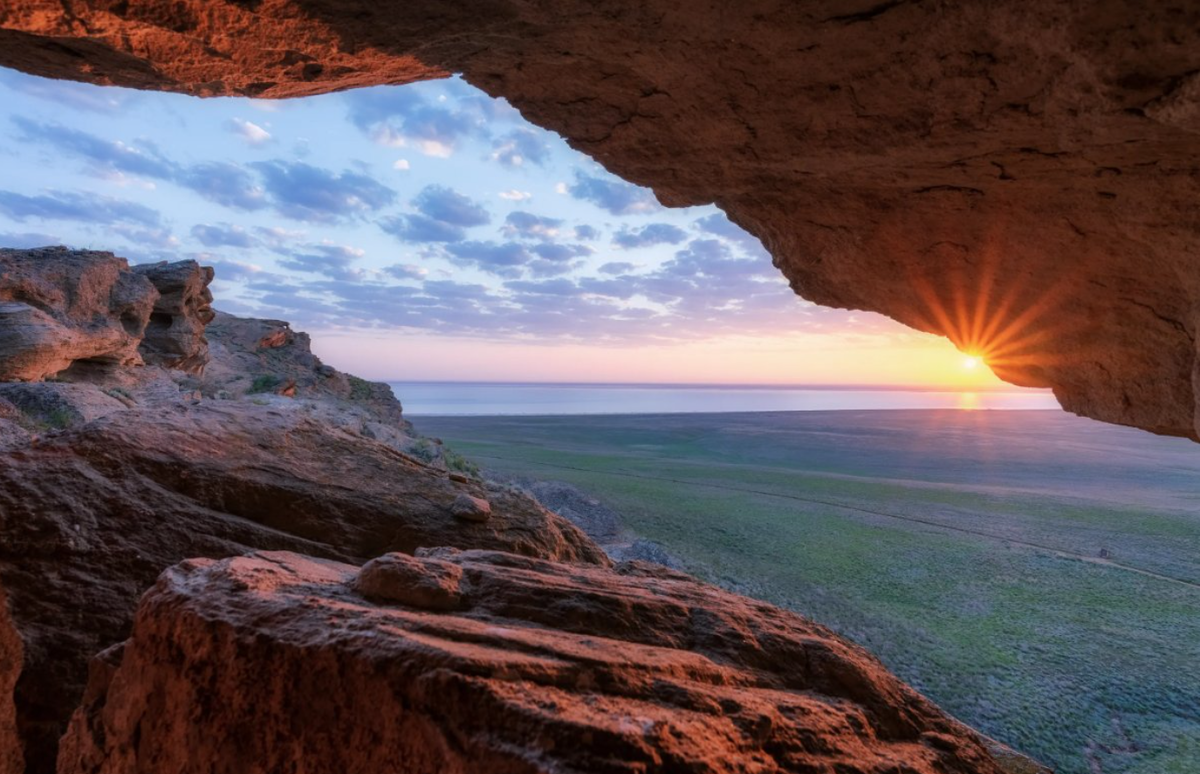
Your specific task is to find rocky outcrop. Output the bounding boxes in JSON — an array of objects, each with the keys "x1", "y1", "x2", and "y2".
[
  {"x1": 131, "y1": 261, "x2": 215, "y2": 374},
  {"x1": 0, "y1": 248, "x2": 215, "y2": 381},
  {"x1": 0, "y1": 402, "x2": 603, "y2": 774},
  {"x1": 0, "y1": 248, "x2": 156, "y2": 381},
  {"x1": 3, "y1": 2, "x2": 1198, "y2": 438},
  {"x1": 57, "y1": 549, "x2": 1005, "y2": 774},
  {"x1": 202, "y1": 312, "x2": 404, "y2": 425}
]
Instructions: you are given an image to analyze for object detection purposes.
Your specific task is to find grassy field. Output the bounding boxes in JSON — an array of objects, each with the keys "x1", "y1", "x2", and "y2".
[{"x1": 416, "y1": 409, "x2": 1200, "y2": 774}]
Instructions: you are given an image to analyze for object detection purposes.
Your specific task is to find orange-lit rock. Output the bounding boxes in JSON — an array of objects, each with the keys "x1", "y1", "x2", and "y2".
[
  {"x1": 1, "y1": 2, "x2": 1199, "y2": 437},
  {"x1": 58, "y1": 549, "x2": 1007, "y2": 774},
  {"x1": 0, "y1": 403, "x2": 604, "y2": 773}
]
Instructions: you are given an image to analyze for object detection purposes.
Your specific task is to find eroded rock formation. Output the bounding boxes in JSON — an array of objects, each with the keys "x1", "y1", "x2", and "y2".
[
  {"x1": 2, "y1": 2, "x2": 1199, "y2": 438},
  {"x1": 0, "y1": 248, "x2": 156, "y2": 381},
  {"x1": 57, "y1": 549, "x2": 1006, "y2": 774},
  {"x1": 131, "y1": 261, "x2": 215, "y2": 374}
]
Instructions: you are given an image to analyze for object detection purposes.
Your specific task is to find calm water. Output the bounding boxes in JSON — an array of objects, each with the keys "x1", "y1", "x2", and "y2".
[{"x1": 391, "y1": 382, "x2": 1060, "y2": 416}]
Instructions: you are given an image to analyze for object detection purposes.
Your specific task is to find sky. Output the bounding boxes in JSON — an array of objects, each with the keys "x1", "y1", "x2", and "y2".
[{"x1": 0, "y1": 66, "x2": 1027, "y2": 389}]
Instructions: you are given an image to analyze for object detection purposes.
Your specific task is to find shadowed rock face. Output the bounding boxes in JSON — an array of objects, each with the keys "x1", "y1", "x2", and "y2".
[
  {"x1": 132, "y1": 261, "x2": 215, "y2": 374},
  {"x1": 0, "y1": 403, "x2": 605, "y2": 774},
  {"x1": 57, "y1": 549, "x2": 1007, "y2": 774},
  {"x1": 2, "y1": 2, "x2": 1200, "y2": 437}
]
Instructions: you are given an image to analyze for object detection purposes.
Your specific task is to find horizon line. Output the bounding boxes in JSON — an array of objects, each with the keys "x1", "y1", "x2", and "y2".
[{"x1": 381, "y1": 379, "x2": 1048, "y2": 393}]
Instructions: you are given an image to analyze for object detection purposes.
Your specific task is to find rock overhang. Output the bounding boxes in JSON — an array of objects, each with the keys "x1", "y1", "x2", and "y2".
[{"x1": 1, "y1": 0, "x2": 1198, "y2": 438}]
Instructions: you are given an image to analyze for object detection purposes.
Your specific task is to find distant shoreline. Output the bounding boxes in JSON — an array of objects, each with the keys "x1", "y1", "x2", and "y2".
[{"x1": 386, "y1": 379, "x2": 1050, "y2": 394}]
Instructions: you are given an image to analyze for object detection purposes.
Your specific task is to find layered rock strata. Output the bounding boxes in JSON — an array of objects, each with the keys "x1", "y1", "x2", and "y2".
[
  {"x1": 2, "y1": 3, "x2": 1200, "y2": 437},
  {"x1": 58, "y1": 549, "x2": 1007, "y2": 774}
]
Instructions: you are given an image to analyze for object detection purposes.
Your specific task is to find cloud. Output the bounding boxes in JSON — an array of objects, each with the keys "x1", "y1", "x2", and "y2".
[
  {"x1": 385, "y1": 263, "x2": 427, "y2": 280},
  {"x1": 380, "y1": 185, "x2": 491, "y2": 244},
  {"x1": 277, "y1": 243, "x2": 367, "y2": 280},
  {"x1": 413, "y1": 185, "x2": 490, "y2": 227},
  {"x1": 0, "y1": 189, "x2": 162, "y2": 226},
  {"x1": 228, "y1": 118, "x2": 272, "y2": 146},
  {"x1": 177, "y1": 162, "x2": 268, "y2": 211},
  {"x1": 191, "y1": 223, "x2": 257, "y2": 248},
  {"x1": 568, "y1": 171, "x2": 660, "y2": 215},
  {"x1": 0, "y1": 231, "x2": 65, "y2": 249},
  {"x1": 344, "y1": 82, "x2": 493, "y2": 158},
  {"x1": 498, "y1": 189, "x2": 531, "y2": 201},
  {"x1": 250, "y1": 160, "x2": 396, "y2": 221},
  {"x1": 598, "y1": 261, "x2": 636, "y2": 275},
  {"x1": 530, "y1": 243, "x2": 591, "y2": 262},
  {"x1": 503, "y1": 211, "x2": 562, "y2": 241},
  {"x1": 12, "y1": 117, "x2": 176, "y2": 180},
  {"x1": 0, "y1": 69, "x2": 136, "y2": 114},
  {"x1": 573, "y1": 224, "x2": 600, "y2": 241},
  {"x1": 444, "y1": 241, "x2": 535, "y2": 278},
  {"x1": 490, "y1": 128, "x2": 551, "y2": 167},
  {"x1": 612, "y1": 222, "x2": 688, "y2": 249},
  {"x1": 693, "y1": 212, "x2": 765, "y2": 252},
  {"x1": 392, "y1": 159, "x2": 411, "y2": 171},
  {"x1": 380, "y1": 214, "x2": 467, "y2": 243}
]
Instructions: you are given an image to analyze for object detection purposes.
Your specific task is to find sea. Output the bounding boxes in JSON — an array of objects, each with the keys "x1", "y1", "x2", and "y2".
[{"x1": 389, "y1": 382, "x2": 1060, "y2": 416}]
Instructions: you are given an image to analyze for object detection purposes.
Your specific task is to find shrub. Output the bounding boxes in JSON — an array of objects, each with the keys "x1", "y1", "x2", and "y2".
[
  {"x1": 347, "y1": 375, "x2": 375, "y2": 401},
  {"x1": 444, "y1": 448, "x2": 480, "y2": 478},
  {"x1": 248, "y1": 375, "x2": 281, "y2": 394}
]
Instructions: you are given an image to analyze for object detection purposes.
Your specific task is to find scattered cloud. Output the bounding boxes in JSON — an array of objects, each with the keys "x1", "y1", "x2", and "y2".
[
  {"x1": 278, "y1": 243, "x2": 367, "y2": 281},
  {"x1": 191, "y1": 223, "x2": 257, "y2": 248},
  {"x1": 503, "y1": 211, "x2": 562, "y2": 241},
  {"x1": 612, "y1": 222, "x2": 688, "y2": 249},
  {"x1": 12, "y1": 117, "x2": 176, "y2": 180},
  {"x1": 228, "y1": 118, "x2": 272, "y2": 146},
  {"x1": 568, "y1": 171, "x2": 660, "y2": 215},
  {"x1": 490, "y1": 128, "x2": 551, "y2": 168},
  {"x1": 392, "y1": 159, "x2": 411, "y2": 171},
  {"x1": 250, "y1": 160, "x2": 396, "y2": 222},
  {"x1": 0, "y1": 189, "x2": 162, "y2": 226},
  {"x1": 498, "y1": 189, "x2": 531, "y2": 201}
]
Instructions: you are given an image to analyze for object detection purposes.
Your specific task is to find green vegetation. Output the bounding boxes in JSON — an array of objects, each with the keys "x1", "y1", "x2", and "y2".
[
  {"x1": 347, "y1": 375, "x2": 375, "y2": 400},
  {"x1": 443, "y1": 447, "x2": 481, "y2": 478},
  {"x1": 406, "y1": 437, "x2": 439, "y2": 464},
  {"x1": 247, "y1": 374, "x2": 281, "y2": 394},
  {"x1": 417, "y1": 410, "x2": 1200, "y2": 774}
]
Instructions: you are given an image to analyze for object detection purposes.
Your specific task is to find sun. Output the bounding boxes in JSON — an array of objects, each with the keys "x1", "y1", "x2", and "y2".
[{"x1": 962, "y1": 355, "x2": 982, "y2": 370}]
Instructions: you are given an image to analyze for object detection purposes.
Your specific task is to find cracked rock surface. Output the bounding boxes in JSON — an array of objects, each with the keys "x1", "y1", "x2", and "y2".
[
  {"x1": 2, "y1": 2, "x2": 1199, "y2": 437},
  {"x1": 57, "y1": 549, "x2": 1008, "y2": 774}
]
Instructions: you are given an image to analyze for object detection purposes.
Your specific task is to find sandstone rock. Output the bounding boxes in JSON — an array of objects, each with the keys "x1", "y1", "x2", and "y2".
[
  {"x1": 0, "y1": 402, "x2": 604, "y2": 773},
  {"x1": 0, "y1": 383, "x2": 127, "y2": 431},
  {"x1": 354, "y1": 552, "x2": 465, "y2": 611},
  {"x1": 57, "y1": 550, "x2": 1008, "y2": 774},
  {"x1": 3, "y1": 4, "x2": 1199, "y2": 438},
  {"x1": 0, "y1": 248, "x2": 155, "y2": 381},
  {"x1": 131, "y1": 261, "x2": 215, "y2": 374},
  {"x1": 449, "y1": 493, "x2": 492, "y2": 522},
  {"x1": 202, "y1": 312, "x2": 404, "y2": 425}
]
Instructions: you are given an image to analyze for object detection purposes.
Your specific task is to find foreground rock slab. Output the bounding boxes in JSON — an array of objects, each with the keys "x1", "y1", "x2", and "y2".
[
  {"x1": 0, "y1": 403, "x2": 603, "y2": 774},
  {"x1": 59, "y1": 549, "x2": 1007, "y2": 774}
]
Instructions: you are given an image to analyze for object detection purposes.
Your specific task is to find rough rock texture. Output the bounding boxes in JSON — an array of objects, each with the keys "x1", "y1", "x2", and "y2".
[
  {"x1": 0, "y1": 403, "x2": 603, "y2": 774},
  {"x1": 131, "y1": 261, "x2": 215, "y2": 373},
  {"x1": 0, "y1": 582, "x2": 21, "y2": 774},
  {"x1": 0, "y1": 248, "x2": 156, "y2": 381},
  {"x1": 2, "y1": 4, "x2": 1200, "y2": 439},
  {"x1": 57, "y1": 550, "x2": 1006, "y2": 774},
  {"x1": 202, "y1": 311, "x2": 404, "y2": 425}
]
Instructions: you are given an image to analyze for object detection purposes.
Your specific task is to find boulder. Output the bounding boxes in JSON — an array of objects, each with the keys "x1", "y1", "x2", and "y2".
[
  {"x1": 57, "y1": 549, "x2": 1007, "y2": 774},
  {"x1": 0, "y1": 248, "x2": 155, "y2": 381},
  {"x1": 0, "y1": 402, "x2": 604, "y2": 773},
  {"x1": 132, "y1": 261, "x2": 215, "y2": 374}
]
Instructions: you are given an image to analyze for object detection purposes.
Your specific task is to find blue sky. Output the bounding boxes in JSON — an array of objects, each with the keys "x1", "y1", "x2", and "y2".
[{"x1": 0, "y1": 67, "x2": 1008, "y2": 387}]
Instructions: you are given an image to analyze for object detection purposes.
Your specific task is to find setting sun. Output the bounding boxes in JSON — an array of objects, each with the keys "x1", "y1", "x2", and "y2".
[{"x1": 962, "y1": 355, "x2": 982, "y2": 370}]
